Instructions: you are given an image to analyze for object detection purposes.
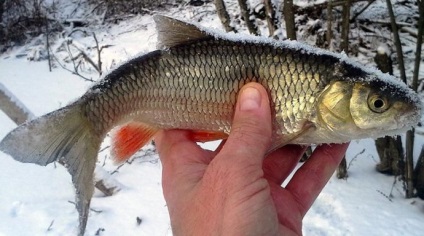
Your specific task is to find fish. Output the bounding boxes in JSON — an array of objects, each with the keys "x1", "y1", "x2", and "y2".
[{"x1": 0, "y1": 15, "x2": 421, "y2": 235}]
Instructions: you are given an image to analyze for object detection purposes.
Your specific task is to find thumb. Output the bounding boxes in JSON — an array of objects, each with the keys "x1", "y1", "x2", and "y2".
[{"x1": 218, "y1": 82, "x2": 273, "y2": 167}]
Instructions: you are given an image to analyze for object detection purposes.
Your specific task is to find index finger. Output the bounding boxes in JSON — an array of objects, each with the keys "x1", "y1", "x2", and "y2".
[
  {"x1": 285, "y1": 143, "x2": 349, "y2": 216},
  {"x1": 155, "y1": 129, "x2": 214, "y2": 166}
]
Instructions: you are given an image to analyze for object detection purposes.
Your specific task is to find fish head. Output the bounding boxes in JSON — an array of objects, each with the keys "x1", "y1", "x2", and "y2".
[{"x1": 317, "y1": 74, "x2": 422, "y2": 141}]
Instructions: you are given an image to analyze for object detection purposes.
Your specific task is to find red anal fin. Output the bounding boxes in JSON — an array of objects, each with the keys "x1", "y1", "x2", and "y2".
[
  {"x1": 189, "y1": 130, "x2": 229, "y2": 142},
  {"x1": 112, "y1": 123, "x2": 158, "y2": 163}
]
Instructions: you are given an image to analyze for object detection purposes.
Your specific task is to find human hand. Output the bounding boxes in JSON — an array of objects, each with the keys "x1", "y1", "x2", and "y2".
[{"x1": 155, "y1": 82, "x2": 349, "y2": 236}]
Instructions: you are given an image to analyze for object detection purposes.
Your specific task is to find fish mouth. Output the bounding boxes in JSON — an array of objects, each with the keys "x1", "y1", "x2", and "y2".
[{"x1": 394, "y1": 106, "x2": 422, "y2": 129}]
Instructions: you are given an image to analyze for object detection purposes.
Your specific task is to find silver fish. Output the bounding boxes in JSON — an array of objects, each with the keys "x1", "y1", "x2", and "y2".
[{"x1": 0, "y1": 15, "x2": 421, "y2": 235}]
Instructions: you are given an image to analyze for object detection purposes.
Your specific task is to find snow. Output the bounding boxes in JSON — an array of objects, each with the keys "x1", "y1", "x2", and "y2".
[
  {"x1": 1, "y1": 1, "x2": 424, "y2": 236},
  {"x1": 377, "y1": 44, "x2": 390, "y2": 55}
]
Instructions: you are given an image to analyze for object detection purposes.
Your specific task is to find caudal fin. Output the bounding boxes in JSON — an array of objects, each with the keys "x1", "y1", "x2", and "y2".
[{"x1": 0, "y1": 101, "x2": 101, "y2": 236}]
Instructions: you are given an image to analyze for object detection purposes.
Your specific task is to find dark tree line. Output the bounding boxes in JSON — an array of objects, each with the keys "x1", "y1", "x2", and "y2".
[{"x1": 0, "y1": 0, "x2": 186, "y2": 50}]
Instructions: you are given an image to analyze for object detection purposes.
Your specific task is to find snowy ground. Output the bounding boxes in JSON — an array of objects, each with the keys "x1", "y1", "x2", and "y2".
[{"x1": 1, "y1": 2, "x2": 424, "y2": 236}]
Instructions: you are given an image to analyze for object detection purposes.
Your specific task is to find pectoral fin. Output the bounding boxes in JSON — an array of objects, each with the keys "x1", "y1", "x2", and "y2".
[
  {"x1": 189, "y1": 130, "x2": 229, "y2": 142},
  {"x1": 267, "y1": 122, "x2": 315, "y2": 154}
]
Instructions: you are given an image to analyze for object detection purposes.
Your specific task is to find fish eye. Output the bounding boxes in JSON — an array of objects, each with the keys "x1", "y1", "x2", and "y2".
[{"x1": 368, "y1": 94, "x2": 390, "y2": 113}]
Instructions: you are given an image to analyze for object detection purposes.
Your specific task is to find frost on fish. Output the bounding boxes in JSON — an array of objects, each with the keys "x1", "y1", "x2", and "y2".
[{"x1": 0, "y1": 15, "x2": 422, "y2": 236}]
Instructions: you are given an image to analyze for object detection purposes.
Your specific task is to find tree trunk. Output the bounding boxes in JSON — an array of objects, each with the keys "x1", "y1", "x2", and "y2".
[
  {"x1": 263, "y1": 0, "x2": 278, "y2": 37},
  {"x1": 412, "y1": 0, "x2": 424, "y2": 199},
  {"x1": 415, "y1": 146, "x2": 424, "y2": 199},
  {"x1": 412, "y1": 0, "x2": 424, "y2": 93},
  {"x1": 385, "y1": 0, "x2": 406, "y2": 83},
  {"x1": 0, "y1": 83, "x2": 34, "y2": 124},
  {"x1": 283, "y1": 0, "x2": 296, "y2": 40},
  {"x1": 375, "y1": 136, "x2": 404, "y2": 175},
  {"x1": 214, "y1": 0, "x2": 236, "y2": 32},
  {"x1": 337, "y1": 156, "x2": 348, "y2": 179},
  {"x1": 340, "y1": 0, "x2": 352, "y2": 52},
  {"x1": 0, "y1": 0, "x2": 4, "y2": 44},
  {"x1": 237, "y1": 0, "x2": 259, "y2": 35},
  {"x1": 0, "y1": 0, "x2": 4, "y2": 23},
  {"x1": 326, "y1": 0, "x2": 333, "y2": 49}
]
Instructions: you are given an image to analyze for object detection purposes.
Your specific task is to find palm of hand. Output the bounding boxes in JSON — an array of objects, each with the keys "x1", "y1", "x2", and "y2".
[{"x1": 157, "y1": 130, "x2": 347, "y2": 236}]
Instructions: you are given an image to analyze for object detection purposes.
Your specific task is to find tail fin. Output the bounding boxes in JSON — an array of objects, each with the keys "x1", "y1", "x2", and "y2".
[{"x1": 0, "y1": 102, "x2": 101, "y2": 236}]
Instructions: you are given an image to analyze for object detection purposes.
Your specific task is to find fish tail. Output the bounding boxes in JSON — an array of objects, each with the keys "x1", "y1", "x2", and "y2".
[{"x1": 0, "y1": 101, "x2": 101, "y2": 236}]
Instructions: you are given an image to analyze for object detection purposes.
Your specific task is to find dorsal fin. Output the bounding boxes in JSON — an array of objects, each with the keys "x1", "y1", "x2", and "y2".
[{"x1": 154, "y1": 15, "x2": 213, "y2": 49}]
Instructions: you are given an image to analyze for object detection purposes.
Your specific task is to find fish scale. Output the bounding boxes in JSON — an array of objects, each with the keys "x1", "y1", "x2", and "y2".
[
  {"x1": 84, "y1": 39, "x2": 334, "y2": 138},
  {"x1": 0, "y1": 15, "x2": 420, "y2": 236}
]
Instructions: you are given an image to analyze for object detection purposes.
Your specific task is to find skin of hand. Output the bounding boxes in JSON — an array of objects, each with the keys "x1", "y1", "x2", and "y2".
[{"x1": 155, "y1": 82, "x2": 349, "y2": 236}]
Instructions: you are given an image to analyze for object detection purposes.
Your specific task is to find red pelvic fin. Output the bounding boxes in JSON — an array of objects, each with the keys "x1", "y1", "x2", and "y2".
[
  {"x1": 112, "y1": 123, "x2": 158, "y2": 163},
  {"x1": 189, "y1": 130, "x2": 228, "y2": 142}
]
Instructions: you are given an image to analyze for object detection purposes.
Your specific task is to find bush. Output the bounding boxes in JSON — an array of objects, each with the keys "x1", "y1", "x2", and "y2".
[{"x1": 1, "y1": 0, "x2": 62, "y2": 51}]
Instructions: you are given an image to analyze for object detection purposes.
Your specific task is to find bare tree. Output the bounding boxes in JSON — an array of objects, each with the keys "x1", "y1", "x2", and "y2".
[
  {"x1": 263, "y1": 0, "x2": 278, "y2": 37},
  {"x1": 237, "y1": 0, "x2": 259, "y2": 35},
  {"x1": 415, "y1": 146, "x2": 424, "y2": 199},
  {"x1": 326, "y1": 0, "x2": 333, "y2": 49},
  {"x1": 412, "y1": 0, "x2": 424, "y2": 198},
  {"x1": 0, "y1": 0, "x2": 3, "y2": 21},
  {"x1": 214, "y1": 0, "x2": 236, "y2": 32},
  {"x1": 340, "y1": 0, "x2": 352, "y2": 52},
  {"x1": 283, "y1": 0, "x2": 296, "y2": 40}
]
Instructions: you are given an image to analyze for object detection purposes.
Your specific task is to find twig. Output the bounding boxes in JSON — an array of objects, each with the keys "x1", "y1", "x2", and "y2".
[
  {"x1": 69, "y1": 43, "x2": 101, "y2": 75},
  {"x1": 94, "y1": 179, "x2": 117, "y2": 197},
  {"x1": 65, "y1": 42, "x2": 81, "y2": 76},
  {"x1": 362, "y1": 19, "x2": 414, "y2": 27},
  {"x1": 99, "y1": 145, "x2": 110, "y2": 153},
  {"x1": 400, "y1": 26, "x2": 419, "y2": 38},
  {"x1": 49, "y1": 46, "x2": 94, "y2": 82},
  {"x1": 95, "y1": 228, "x2": 105, "y2": 235},
  {"x1": 46, "y1": 220, "x2": 54, "y2": 232},
  {"x1": 376, "y1": 190, "x2": 393, "y2": 202},
  {"x1": 350, "y1": 0, "x2": 376, "y2": 22},
  {"x1": 45, "y1": 18, "x2": 52, "y2": 72},
  {"x1": 93, "y1": 33, "x2": 103, "y2": 75},
  {"x1": 68, "y1": 201, "x2": 103, "y2": 213},
  {"x1": 111, "y1": 148, "x2": 158, "y2": 175},
  {"x1": 347, "y1": 148, "x2": 365, "y2": 170}
]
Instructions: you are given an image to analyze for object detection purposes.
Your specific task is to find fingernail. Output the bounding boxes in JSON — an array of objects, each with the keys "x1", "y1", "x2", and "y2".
[{"x1": 240, "y1": 87, "x2": 261, "y2": 111}]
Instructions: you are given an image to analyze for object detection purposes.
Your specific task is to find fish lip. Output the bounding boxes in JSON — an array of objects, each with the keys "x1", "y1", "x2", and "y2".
[{"x1": 394, "y1": 107, "x2": 421, "y2": 129}]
